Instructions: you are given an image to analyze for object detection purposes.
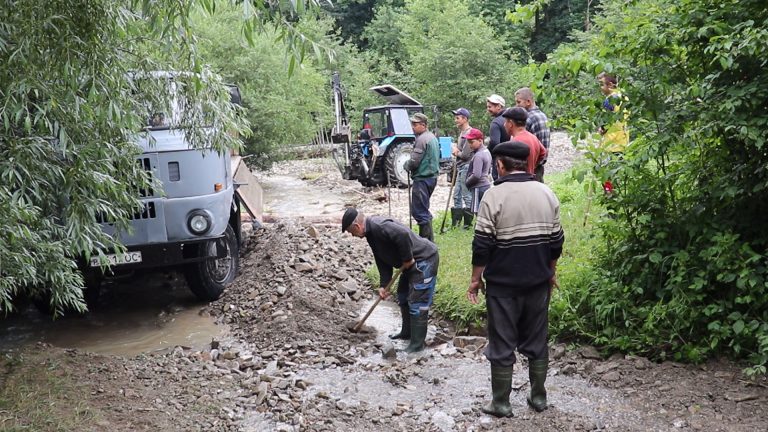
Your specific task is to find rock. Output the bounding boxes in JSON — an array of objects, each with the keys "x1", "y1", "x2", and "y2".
[
  {"x1": 603, "y1": 371, "x2": 621, "y2": 382},
  {"x1": 222, "y1": 351, "x2": 238, "y2": 360},
  {"x1": 306, "y1": 225, "x2": 320, "y2": 238},
  {"x1": 277, "y1": 286, "x2": 287, "y2": 296},
  {"x1": 551, "y1": 344, "x2": 566, "y2": 360},
  {"x1": 453, "y1": 336, "x2": 486, "y2": 349},
  {"x1": 673, "y1": 418, "x2": 687, "y2": 428},
  {"x1": 254, "y1": 382, "x2": 269, "y2": 405},
  {"x1": 381, "y1": 343, "x2": 397, "y2": 360},
  {"x1": 595, "y1": 362, "x2": 619, "y2": 374},
  {"x1": 431, "y1": 411, "x2": 455, "y2": 432},
  {"x1": 294, "y1": 262, "x2": 314, "y2": 272},
  {"x1": 318, "y1": 281, "x2": 332, "y2": 289},
  {"x1": 561, "y1": 364, "x2": 578, "y2": 375},
  {"x1": 579, "y1": 345, "x2": 602, "y2": 360}
]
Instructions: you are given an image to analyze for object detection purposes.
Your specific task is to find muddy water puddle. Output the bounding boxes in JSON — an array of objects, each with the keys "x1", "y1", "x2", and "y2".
[
  {"x1": 261, "y1": 174, "x2": 347, "y2": 219},
  {"x1": 0, "y1": 272, "x2": 226, "y2": 357}
]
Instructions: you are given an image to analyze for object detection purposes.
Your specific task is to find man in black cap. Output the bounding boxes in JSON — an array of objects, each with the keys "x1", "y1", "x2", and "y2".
[
  {"x1": 342, "y1": 207, "x2": 439, "y2": 353},
  {"x1": 467, "y1": 141, "x2": 564, "y2": 417}
]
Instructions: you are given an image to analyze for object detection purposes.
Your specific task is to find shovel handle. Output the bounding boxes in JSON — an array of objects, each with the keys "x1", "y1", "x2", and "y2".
[{"x1": 353, "y1": 268, "x2": 403, "y2": 332}]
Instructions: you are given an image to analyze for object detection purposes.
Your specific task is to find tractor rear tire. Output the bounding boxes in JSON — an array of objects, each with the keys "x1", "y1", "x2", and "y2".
[
  {"x1": 184, "y1": 225, "x2": 239, "y2": 302},
  {"x1": 385, "y1": 142, "x2": 414, "y2": 188}
]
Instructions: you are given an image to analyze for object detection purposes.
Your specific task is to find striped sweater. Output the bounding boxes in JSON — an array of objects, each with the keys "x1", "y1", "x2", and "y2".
[{"x1": 472, "y1": 173, "x2": 564, "y2": 296}]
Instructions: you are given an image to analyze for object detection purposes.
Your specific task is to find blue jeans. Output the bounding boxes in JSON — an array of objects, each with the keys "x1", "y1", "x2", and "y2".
[
  {"x1": 411, "y1": 177, "x2": 437, "y2": 225},
  {"x1": 396, "y1": 255, "x2": 439, "y2": 315},
  {"x1": 453, "y1": 165, "x2": 472, "y2": 208}
]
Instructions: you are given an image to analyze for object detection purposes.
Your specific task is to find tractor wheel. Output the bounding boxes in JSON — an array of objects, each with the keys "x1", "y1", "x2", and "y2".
[
  {"x1": 384, "y1": 142, "x2": 414, "y2": 188},
  {"x1": 184, "y1": 224, "x2": 239, "y2": 302}
]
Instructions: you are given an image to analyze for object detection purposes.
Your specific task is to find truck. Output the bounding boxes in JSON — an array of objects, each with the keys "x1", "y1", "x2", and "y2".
[
  {"x1": 36, "y1": 72, "x2": 261, "y2": 313},
  {"x1": 330, "y1": 72, "x2": 452, "y2": 188}
]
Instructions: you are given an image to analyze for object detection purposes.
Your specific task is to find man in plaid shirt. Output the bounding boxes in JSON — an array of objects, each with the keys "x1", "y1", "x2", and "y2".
[{"x1": 515, "y1": 87, "x2": 550, "y2": 182}]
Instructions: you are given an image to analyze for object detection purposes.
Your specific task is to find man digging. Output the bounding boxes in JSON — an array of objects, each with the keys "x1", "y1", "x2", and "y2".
[{"x1": 342, "y1": 207, "x2": 439, "y2": 353}]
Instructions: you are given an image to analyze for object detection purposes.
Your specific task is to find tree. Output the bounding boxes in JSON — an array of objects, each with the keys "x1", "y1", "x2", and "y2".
[{"x1": 0, "y1": 0, "x2": 328, "y2": 315}]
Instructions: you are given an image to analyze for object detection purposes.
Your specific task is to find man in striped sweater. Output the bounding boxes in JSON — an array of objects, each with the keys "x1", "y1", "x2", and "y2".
[{"x1": 467, "y1": 141, "x2": 565, "y2": 417}]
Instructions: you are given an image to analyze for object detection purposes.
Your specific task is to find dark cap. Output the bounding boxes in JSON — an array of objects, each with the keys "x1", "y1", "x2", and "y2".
[
  {"x1": 409, "y1": 112, "x2": 429, "y2": 124},
  {"x1": 492, "y1": 140, "x2": 530, "y2": 160},
  {"x1": 341, "y1": 207, "x2": 358, "y2": 232},
  {"x1": 501, "y1": 106, "x2": 528, "y2": 122},
  {"x1": 465, "y1": 128, "x2": 484, "y2": 141},
  {"x1": 451, "y1": 107, "x2": 471, "y2": 118}
]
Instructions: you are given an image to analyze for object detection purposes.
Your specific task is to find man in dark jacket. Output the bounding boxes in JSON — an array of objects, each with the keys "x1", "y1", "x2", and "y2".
[
  {"x1": 406, "y1": 113, "x2": 440, "y2": 242},
  {"x1": 342, "y1": 208, "x2": 439, "y2": 353},
  {"x1": 486, "y1": 94, "x2": 510, "y2": 180},
  {"x1": 467, "y1": 141, "x2": 564, "y2": 417}
]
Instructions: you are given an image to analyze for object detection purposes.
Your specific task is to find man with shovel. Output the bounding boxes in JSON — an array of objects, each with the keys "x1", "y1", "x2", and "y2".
[{"x1": 342, "y1": 207, "x2": 439, "y2": 353}]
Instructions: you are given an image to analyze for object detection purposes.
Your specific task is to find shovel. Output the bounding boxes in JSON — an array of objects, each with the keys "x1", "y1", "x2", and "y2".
[{"x1": 348, "y1": 268, "x2": 403, "y2": 333}]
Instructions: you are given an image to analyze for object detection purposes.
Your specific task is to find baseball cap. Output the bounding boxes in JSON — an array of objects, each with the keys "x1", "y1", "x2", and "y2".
[
  {"x1": 451, "y1": 108, "x2": 471, "y2": 118},
  {"x1": 409, "y1": 112, "x2": 429, "y2": 124},
  {"x1": 486, "y1": 94, "x2": 506, "y2": 107},
  {"x1": 341, "y1": 207, "x2": 358, "y2": 232},
  {"x1": 465, "y1": 128, "x2": 484, "y2": 141}
]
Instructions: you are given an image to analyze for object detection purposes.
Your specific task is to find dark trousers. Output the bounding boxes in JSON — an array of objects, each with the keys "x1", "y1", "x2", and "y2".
[
  {"x1": 411, "y1": 177, "x2": 437, "y2": 225},
  {"x1": 484, "y1": 288, "x2": 550, "y2": 367}
]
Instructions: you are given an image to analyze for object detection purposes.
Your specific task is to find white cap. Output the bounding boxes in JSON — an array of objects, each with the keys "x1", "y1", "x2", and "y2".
[{"x1": 486, "y1": 94, "x2": 506, "y2": 107}]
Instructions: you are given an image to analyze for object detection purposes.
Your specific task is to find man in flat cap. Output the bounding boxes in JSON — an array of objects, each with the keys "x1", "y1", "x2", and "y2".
[
  {"x1": 501, "y1": 107, "x2": 547, "y2": 180},
  {"x1": 467, "y1": 141, "x2": 564, "y2": 417},
  {"x1": 406, "y1": 113, "x2": 440, "y2": 242},
  {"x1": 450, "y1": 107, "x2": 474, "y2": 229},
  {"x1": 342, "y1": 207, "x2": 439, "y2": 353},
  {"x1": 486, "y1": 94, "x2": 510, "y2": 180}
]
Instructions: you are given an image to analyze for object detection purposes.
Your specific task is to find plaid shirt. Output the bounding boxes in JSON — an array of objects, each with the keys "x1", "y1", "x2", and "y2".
[{"x1": 525, "y1": 107, "x2": 550, "y2": 150}]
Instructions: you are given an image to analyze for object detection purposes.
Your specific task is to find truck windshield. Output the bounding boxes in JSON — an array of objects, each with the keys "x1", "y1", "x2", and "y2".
[{"x1": 390, "y1": 109, "x2": 415, "y2": 135}]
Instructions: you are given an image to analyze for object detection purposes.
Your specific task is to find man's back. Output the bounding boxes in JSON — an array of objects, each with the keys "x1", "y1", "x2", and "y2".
[
  {"x1": 513, "y1": 130, "x2": 547, "y2": 175},
  {"x1": 526, "y1": 108, "x2": 550, "y2": 149}
]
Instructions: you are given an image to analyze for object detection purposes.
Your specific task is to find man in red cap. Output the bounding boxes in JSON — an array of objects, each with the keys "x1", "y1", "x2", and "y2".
[{"x1": 463, "y1": 128, "x2": 492, "y2": 223}]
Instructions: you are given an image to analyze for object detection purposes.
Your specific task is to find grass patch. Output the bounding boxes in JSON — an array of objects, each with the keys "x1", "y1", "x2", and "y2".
[{"x1": 0, "y1": 352, "x2": 97, "y2": 431}]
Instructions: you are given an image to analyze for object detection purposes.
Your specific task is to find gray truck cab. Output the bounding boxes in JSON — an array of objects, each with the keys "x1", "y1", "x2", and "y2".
[{"x1": 85, "y1": 74, "x2": 245, "y2": 305}]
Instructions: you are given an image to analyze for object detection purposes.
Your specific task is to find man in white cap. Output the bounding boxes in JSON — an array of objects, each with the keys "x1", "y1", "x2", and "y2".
[{"x1": 486, "y1": 94, "x2": 510, "y2": 180}]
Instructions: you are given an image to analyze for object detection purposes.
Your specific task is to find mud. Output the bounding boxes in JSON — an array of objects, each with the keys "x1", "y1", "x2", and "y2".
[{"x1": 3, "y1": 142, "x2": 768, "y2": 432}]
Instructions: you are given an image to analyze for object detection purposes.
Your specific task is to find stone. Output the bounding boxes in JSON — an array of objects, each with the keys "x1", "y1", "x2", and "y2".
[
  {"x1": 579, "y1": 345, "x2": 602, "y2": 360},
  {"x1": 277, "y1": 286, "x2": 287, "y2": 296},
  {"x1": 294, "y1": 263, "x2": 313, "y2": 272},
  {"x1": 603, "y1": 371, "x2": 621, "y2": 382},
  {"x1": 381, "y1": 343, "x2": 397, "y2": 360},
  {"x1": 551, "y1": 344, "x2": 566, "y2": 360},
  {"x1": 431, "y1": 411, "x2": 455, "y2": 432},
  {"x1": 306, "y1": 225, "x2": 320, "y2": 238},
  {"x1": 453, "y1": 336, "x2": 486, "y2": 349}
]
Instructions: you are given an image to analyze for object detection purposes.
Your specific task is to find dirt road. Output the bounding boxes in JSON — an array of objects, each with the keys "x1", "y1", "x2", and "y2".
[{"x1": 2, "y1": 135, "x2": 767, "y2": 431}]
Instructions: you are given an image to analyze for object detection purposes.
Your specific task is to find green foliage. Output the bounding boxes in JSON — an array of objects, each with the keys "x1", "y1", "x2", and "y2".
[
  {"x1": 534, "y1": 0, "x2": 768, "y2": 372},
  {"x1": 0, "y1": 0, "x2": 327, "y2": 315}
]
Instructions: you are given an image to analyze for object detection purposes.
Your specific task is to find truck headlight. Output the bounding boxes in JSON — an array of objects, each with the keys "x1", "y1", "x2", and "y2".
[{"x1": 187, "y1": 210, "x2": 212, "y2": 235}]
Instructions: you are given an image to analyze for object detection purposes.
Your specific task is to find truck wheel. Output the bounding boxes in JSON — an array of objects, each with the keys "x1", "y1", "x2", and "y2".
[
  {"x1": 184, "y1": 225, "x2": 239, "y2": 302},
  {"x1": 385, "y1": 142, "x2": 414, "y2": 188}
]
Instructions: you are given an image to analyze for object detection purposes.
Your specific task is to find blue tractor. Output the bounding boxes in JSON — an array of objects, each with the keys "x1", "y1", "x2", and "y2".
[{"x1": 330, "y1": 73, "x2": 452, "y2": 188}]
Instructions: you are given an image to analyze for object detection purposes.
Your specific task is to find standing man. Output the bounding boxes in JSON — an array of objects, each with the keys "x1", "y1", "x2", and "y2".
[
  {"x1": 407, "y1": 113, "x2": 440, "y2": 242},
  {"x1": 467, "y1": 141, "x2": 564, "y2": 417},
  {"x1": 450, "y1": 107, "x2": 473, "y2": 229},
  {"x1": 486, "y1": 94, "x2": 509, "y2": 180},
  {"x1": 501, "y1": 107, "x2": 547, "y2": 178},
  {"x1": 463, "y1": 128, "x2": 492, "y2": 223},
  {"x1": 342, "y1": 208, "x2": 439, "y2": 353},
  {"x1": 515, "y1": 87, "x2": 551, "y2": 182}
]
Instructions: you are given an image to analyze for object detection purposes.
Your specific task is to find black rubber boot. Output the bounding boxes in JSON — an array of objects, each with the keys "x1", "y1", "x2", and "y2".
[
  {"x1": 527, "y1": 358, "x2": 549, "y2": 412},
  {"x1": 462, "y1": 209, "x2": 474, "y2": 230},
  {"x1": 418, "y1": 223, "x2": 434, "y2": 242},
  {"x1": 405, "y1": 309, "x2": 428, "y2": 353},
  {"x1": 482, "y1": 365, "x2": 514, "y2": 418},
  {"x1": 389, "y1": 305, "x2": 411, "y2": 340},
  {"x1": 450, "y1": 208, "x2": 463, "y2": 228}
]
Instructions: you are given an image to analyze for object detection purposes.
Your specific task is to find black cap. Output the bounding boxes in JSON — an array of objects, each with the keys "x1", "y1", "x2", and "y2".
[
  {"x1": 501, "y1": 106, "x2": 528, "y2": 122},
  {"x1": 341, "y1": 207, "x2": 358, "y2": 232},
  {"x1": 492, "y1": 140, "x2": 530, "y2": 160}
]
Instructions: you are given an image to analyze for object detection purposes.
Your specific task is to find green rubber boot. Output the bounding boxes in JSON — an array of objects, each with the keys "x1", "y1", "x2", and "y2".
[
  {"x1": 389, "y1": 305, "x2": 411, "y2": 340},
  {"x1": 405, "y1": 309, "x2": 428, "y2": 353},
  {"x1": 450, "y1": 208, "x2": 463, "y2": 228},
  {"x1": 527, "y1": 358, "x2": 549, "y2": 412},
  {"x1": 482, "y1": 365, "x2": 514, "y2": 418},
  {"x1": 462, "y1": 209, "x2": 474, "y2": 230}
]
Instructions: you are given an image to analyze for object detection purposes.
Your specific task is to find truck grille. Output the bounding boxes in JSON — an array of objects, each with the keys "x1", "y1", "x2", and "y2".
[
  {"x1": 138, "y1": 157, "x2": 154, "y2": 197},
  {"x1": 96, "y1": 201, "x2": 157, "y2": 223}
]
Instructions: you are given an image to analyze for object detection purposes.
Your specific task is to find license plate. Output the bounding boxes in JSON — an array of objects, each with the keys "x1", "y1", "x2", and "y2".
[{"x1": 90, "y1": 251, "x2": 143, "y2": 267}]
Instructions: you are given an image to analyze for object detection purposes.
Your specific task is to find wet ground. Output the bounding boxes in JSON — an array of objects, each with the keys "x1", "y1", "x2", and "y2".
[{"x1": 3, "y1": 146, "x2": 768, "y2": 431}]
